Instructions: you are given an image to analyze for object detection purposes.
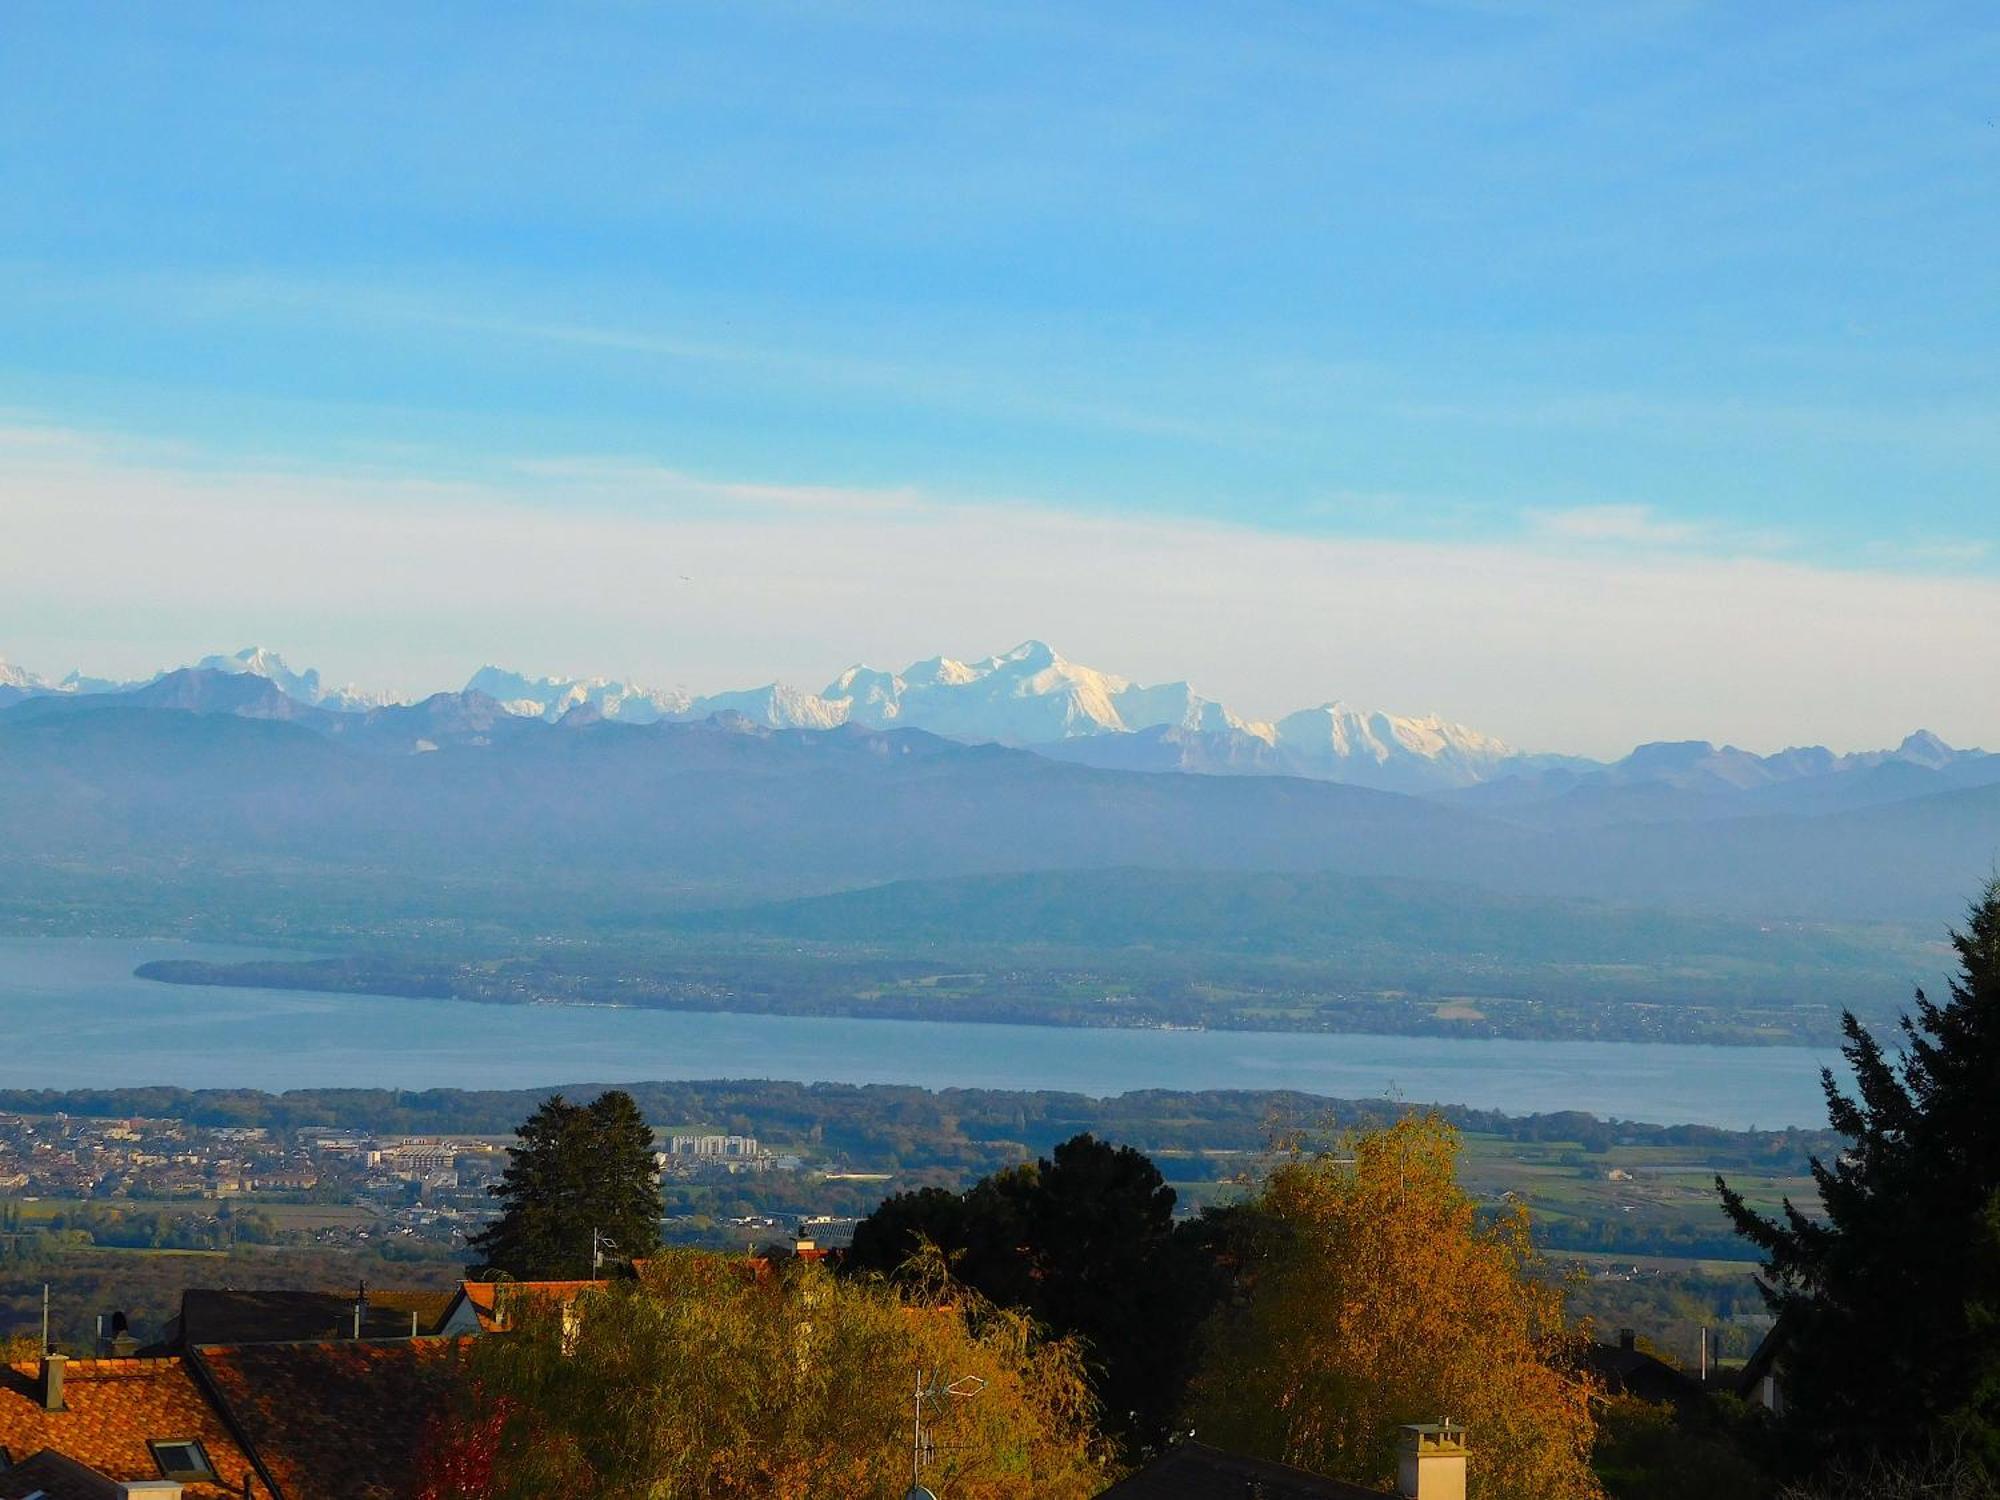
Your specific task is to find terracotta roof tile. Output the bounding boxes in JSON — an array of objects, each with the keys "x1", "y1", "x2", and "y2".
[
  {"x1": 0, "y1": 1356, "x2": 257, "y2": 1498},
  {"x1": 194, "y1": 1340, "x2": 469, "y2": 1500},
  {"x1": 452, "y1": 1280, "x2": 598, "y2": 1332}
]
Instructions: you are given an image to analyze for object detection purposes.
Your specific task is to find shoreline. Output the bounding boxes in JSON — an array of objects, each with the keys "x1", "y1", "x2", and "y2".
[{"x1": 133, "y1": 955, "x2": 1847, "y2": 1050}]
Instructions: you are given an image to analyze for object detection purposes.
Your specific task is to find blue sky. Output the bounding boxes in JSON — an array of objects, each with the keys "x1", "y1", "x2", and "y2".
[{"x1": 2, "y1": 3, "x2": 1997, "y2": 752}]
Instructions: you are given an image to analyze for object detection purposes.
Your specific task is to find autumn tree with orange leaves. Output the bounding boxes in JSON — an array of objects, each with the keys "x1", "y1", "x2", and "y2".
[
  {"x1": 418, "y1": 1248, "x2": 1109, "y2": 1500},
  {"x1": 1189, "y1": 1112, "x2": 1603, "y2": 1500}
]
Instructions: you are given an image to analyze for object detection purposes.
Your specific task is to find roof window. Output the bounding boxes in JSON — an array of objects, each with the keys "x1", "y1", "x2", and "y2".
[{"x1": 149, "y1": 1437, "x2": 218, "y2": 1483}]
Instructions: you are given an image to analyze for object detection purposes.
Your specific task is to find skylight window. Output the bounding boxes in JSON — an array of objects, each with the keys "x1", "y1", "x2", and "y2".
[{"x1": 149, "y1": 1438, "x2": 218, "y2": 1483}]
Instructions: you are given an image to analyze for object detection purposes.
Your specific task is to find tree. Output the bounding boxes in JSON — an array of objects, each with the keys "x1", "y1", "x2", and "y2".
[
  {"x1": 1022, "y1": 1134, "x2": 1190, "y2": 1450},
  {"x1": 845, "y1": 1134, "x2": 1203, "y2": 1454},
  {"x1": 1591, "y1": 1394, "x2": 1765, "y2": 1500},
  {"x1": 417, "y1": 1250, "x2": 1110, "y2": 1499},
  {"x1": 1719, "y1": 880, "x2": 2000, "y2": 1476},
  {"x1": 467, "y1": 1091, "x2": 660, "y2": 1279},
  {"x1": 846, "y1": 1168, "x2": 1036, "y2": 1308},
  {"x1": 1189, "y1": 1113, "x2": 1602, "y2": 1500}
]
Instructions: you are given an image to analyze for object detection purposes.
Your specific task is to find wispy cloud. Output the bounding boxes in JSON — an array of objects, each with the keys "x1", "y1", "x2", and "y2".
[{"x1": 1526, "y1": 503, "x2": 1707, "y2": 547}]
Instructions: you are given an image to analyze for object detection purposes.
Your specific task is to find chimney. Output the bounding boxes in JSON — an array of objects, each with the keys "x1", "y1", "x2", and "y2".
[
  {"x1": 1618, "y1": 1327, "x2": 1636, "y2": 1352},
  {"x1": 38, "y1": 1351, "x2": 66, "y2": 1411},
  {"x1": 1397, "y1": 1422, "x2": 1468, "y2": 1500}
]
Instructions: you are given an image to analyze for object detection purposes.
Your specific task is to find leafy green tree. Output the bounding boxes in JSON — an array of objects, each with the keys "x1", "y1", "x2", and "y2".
[
  {"x1": 846, "y1": 1134, "x2": 1219, "y2": 1456},
  {"x1": 468, "y1": 1090, "x2": 660, "y2": 1279},
  {"x1": 846, "y1": 1169, "x2": 1037, "y2": 1307},
  {"x1": 1592, "y1": 1394, "x2": 1765, "y2": 1500},
  {"x1": 1719, "y1": 880, "x2": 2000, "y2": 1477}
]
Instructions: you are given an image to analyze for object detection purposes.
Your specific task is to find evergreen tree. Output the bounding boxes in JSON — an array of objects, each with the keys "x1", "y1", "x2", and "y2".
[
  {"x1": 1719, "y1": 880, "x2": 2000, "y2": 1475},
  {"x1": 469, "y1": 1090, "x2": 661, "y2": 1279},
  {"x1": 580, "y1": 1089, "x2": 663, "y2": 1270}
]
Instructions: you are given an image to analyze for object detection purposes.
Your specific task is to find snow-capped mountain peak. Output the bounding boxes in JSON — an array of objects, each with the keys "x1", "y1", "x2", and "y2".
[
  {"x1": 0, "y1": 657, "x2": 47, "y2": 691},
  {"x1": 463, "y1": 666, "x2": 694, "y2": 724},
  {"x1": 1270, "y1": 702, "x2": 1516, "y2": 788},
  {"x1": 194, "y1": 646, "x2": 391, "y2": 713}
]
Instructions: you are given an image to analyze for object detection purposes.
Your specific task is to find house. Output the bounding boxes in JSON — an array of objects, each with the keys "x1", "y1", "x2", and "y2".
[
  {"x1": 432, "y1": 1279, "x2": 602, "y2": 1336},
  {"x1": 0, "y1": 1353, "x2": 261, "y2": 1498},
  {"x1": 148, "y1": 1289, "x2": 456, "y2": 1352},
  {"x1": 191, "y1": 1340, "x2": 468, "y2": 1500},
  {"x1": 1738, "y1": 1312, "x2": 1792, "y2": 1414},
  {"x1": 1583, "y1": 1329, "x2": 1704, "y2": 1408},
  {"x1": 0, "y1": 1447, "x2": 162, "y2": 1499},
  {"x1": 1098, "y1": 1425, "x2": 1470, "y2": 1500}
]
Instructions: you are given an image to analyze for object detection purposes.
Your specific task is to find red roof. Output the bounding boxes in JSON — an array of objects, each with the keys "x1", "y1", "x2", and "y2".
[
  {"x1": 0, "y1": 1356, "x2": 258, "y2": 1498},
  {"x1": 193, "y1": 1339, "x2": 470, "y2": 1500},
  {"x1": 449, "y1": 1280, "x2": 599, "y2": 1333}
]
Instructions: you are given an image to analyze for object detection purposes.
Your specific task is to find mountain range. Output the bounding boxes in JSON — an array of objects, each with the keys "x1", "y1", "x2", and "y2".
[
  {"x1": 3, "y1": 642, "x2": 1991, "y2": 806},
  {"x1": 1, "y1": 662, "x2": 1998, "y2": 926}
]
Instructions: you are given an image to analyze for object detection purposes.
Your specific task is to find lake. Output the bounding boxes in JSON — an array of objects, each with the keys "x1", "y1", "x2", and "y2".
[{"x1": 0, "y1": 937, "x2": 1838, "y2": 1128}]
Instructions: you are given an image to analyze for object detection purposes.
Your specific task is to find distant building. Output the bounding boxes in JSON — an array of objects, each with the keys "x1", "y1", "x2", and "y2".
[
  {"x1": 667, "y1": 1134, "x2": 759, "y2": 1159},
  {"x1": 1583, "y1": 1329, "x2": 1704, "y2": 1409}
]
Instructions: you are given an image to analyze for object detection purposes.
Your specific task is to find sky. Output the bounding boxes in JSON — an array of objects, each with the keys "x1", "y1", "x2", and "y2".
[{"x1": 1, "y1": 2, "x2": 1996, "y2": 756}]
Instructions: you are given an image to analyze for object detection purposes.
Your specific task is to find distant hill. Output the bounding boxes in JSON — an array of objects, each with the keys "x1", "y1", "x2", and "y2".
[
  {"x1": 672, "y1": 868, "x2": 1920, "y2": 975},
  {"x1": 1, "y1": 676, "x2": 1997, "y2": 923}
]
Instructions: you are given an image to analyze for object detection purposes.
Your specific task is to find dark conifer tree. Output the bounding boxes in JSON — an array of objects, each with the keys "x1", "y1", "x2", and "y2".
[
  {"x1": 582, "y1": 1089, "x2": 664, "y2": 1269},
  {"x1": 1719, "y1": 880, "x2": 2000, "y2": 1475},
  {"x1": 470, "y1": 1090, "x2": 661, "y2": 1279}
]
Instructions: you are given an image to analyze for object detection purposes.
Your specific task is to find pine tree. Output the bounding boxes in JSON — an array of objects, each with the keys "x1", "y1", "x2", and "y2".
[
  {"x1": 469, "y1": 1091, "x2": 661, "y2": 1279},
  {"x1": 580, "y1": 1089, "x2": 663, "y2": 1270},
  {"x1": 1719, "y1": 879, "x2": 2000, "y2": 1474}
]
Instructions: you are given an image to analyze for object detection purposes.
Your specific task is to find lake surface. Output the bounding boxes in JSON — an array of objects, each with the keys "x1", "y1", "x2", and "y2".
[{"x1": 0, "y1": 937, "x2": 1837, "y2": 1128}]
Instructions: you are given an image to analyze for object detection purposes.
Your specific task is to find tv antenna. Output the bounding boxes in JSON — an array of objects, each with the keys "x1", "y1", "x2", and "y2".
[
  {"x1": 591, "y1": 1228, "x2": 619, "y2": 1279},
  {"x1": 906, "y1": 1366, "x2": 987, "y2": 1499}
]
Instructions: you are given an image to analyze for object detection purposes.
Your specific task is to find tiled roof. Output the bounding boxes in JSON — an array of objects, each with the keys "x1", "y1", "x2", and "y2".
[
  {"x1": 0, "y1": 1448, "x2": 122, "y2": 1500},
  {"x1": 450, "y1": 1280, "x2": 599, "y2": 1332},
  {"x1": 1583, "y1": 1339, "x2": 1703, "y2": 1406},
  {"x1": 194, "y1": 1340, "x2": 470, "y2": 1500},
  {"x1": 1094, "y1": 1441, "x2": 1382, "y2": 1499},
  {"x1": 0, "y1": 1357, "x2": 258, "y2": 1499},
  {"x1": 165, "y1": 1289, "x2": 452, "y2": 1349}
]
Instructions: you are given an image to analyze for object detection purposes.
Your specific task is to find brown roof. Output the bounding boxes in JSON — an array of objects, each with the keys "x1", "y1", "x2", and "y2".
[
  {"x1": 0, "y1": 1356, "x2": 259, "y2": 1498},
  {"x1": 1583, "y1": 1338, "x2": 1703, "y2": 1406},
  {"x1": 193, "y1": 1340, "x2": 470, "y2": 1500},
  {"x1": 162, "y1": 1289, "x2": 453, "y2": 1349},
  {"x1": 1095, "y1": 1441, "x2": 1382, "y2": 1499}
]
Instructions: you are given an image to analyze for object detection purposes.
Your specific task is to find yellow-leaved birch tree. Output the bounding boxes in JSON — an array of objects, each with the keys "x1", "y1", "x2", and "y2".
[{"x1": 1190, "y1": 1112, "x2": 1603, "y2": 1500}]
